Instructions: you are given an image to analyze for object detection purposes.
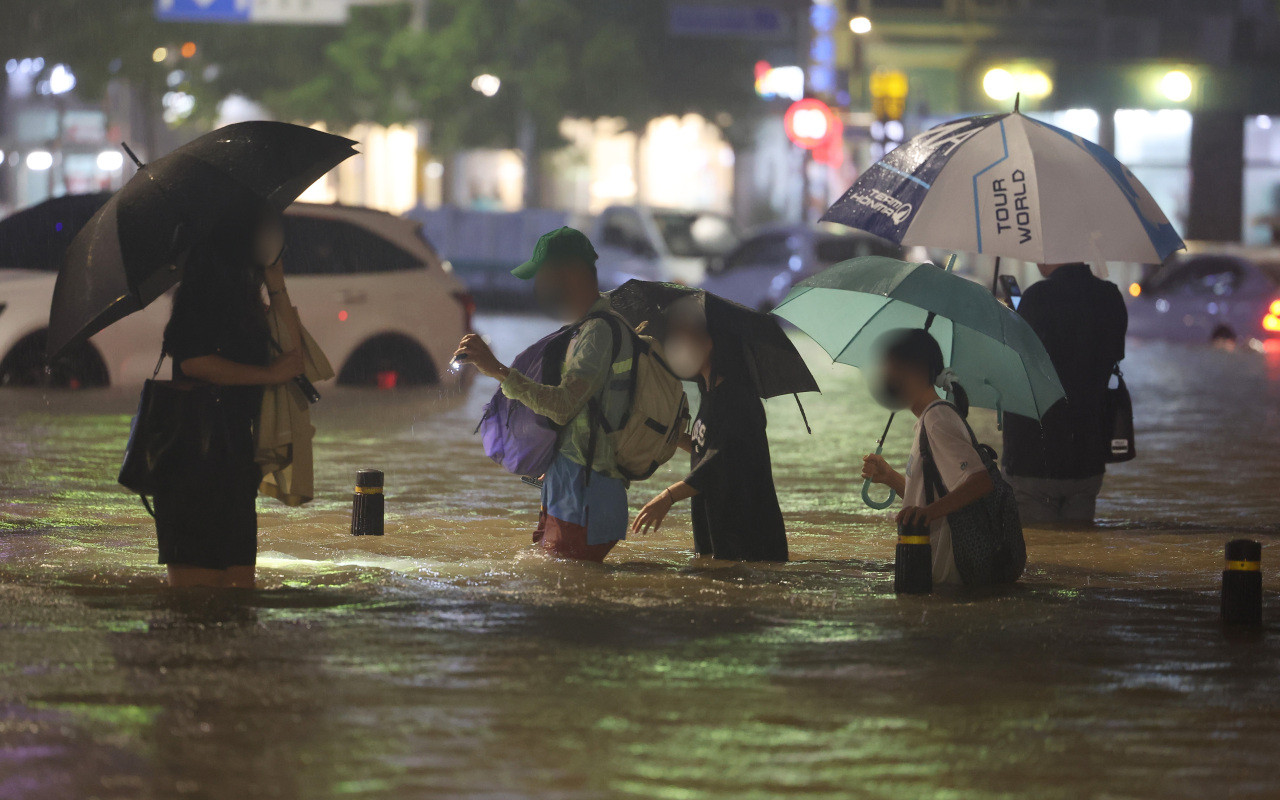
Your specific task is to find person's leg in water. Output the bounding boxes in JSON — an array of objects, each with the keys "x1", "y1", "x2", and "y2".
[
  {"x1": 1056, "y1": 474, "x2": 1104, "y2": 523},
  {"x1": 167, "y1": 565, "x2": 256, "y2": 588},
  {"x1": 534, "y1": 455, "x2": 627, "y2": 562}
]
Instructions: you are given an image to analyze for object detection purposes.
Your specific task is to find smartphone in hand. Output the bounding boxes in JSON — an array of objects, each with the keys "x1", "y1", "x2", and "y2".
[{"x1": 520, "y1": 475, "x2": 544, "y2": 489}]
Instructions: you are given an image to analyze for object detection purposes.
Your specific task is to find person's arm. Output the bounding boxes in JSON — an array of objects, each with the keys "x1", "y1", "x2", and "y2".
[
  {"x1": 675, "y1": 431, "x2": 694, "y2": 454},
  {"x1": 897, "y1": 407, "x2": 991, "y2": 525},
  {"x1": 263, "y1": 256, "x2": 304, "y2": 362},
  {"x1": 861, "y1": 454, "x2": 906, "y2": 497},
  {"x1": 455, "y1": 320, "x2": 611, "y2": 426},
  {"x1": 899, "y1": 470, "x2": 994, "y2": 526},
  {"x1": 180, "y1": 351, "x2": 302, "y2": 386},
  {"x1": 632, "y1": 481, "x2": 699, "y2": 535}
]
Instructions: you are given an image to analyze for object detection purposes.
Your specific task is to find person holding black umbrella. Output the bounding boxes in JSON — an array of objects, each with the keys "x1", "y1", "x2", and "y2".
[
  {"x1": 155, "y1": 199, "x2": 305, "y2": 588},
  {"x1": 631, "y1": 297, "x2": 790, "y2": 562},
  {"x1": 48, "y1": 122, "x2": 356, "y2": 588}
]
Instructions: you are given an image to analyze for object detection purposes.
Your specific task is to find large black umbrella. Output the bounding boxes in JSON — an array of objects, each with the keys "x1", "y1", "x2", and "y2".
[
  {"x1": 48, "y1": 121, "x2": 357, "y2": 359},
  {"x1": 606, "y1": 279, "x2": 820, "y2": 401}
]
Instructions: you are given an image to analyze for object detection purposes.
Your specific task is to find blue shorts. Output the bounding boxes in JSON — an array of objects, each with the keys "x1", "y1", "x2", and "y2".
[{"x1": 541, "y1": 454, "x2": 628, "y2": 546}]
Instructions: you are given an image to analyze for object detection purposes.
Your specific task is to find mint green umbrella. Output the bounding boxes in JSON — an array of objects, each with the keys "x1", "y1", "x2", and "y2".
[{"x1": 773, "y1": 255, "x2": 1064, "y2": 507}]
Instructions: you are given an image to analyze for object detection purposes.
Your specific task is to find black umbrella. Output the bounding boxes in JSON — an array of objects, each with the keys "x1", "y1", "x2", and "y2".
[
  {"x1": 48, "y1": 121, "x2": 357, "y2": 359},
  {"x1": 606, "y1": 280, "x2": 820, "y2": 403},
  {"x1": 0, "y1": 193, "x2": 111, "y2": 273}
]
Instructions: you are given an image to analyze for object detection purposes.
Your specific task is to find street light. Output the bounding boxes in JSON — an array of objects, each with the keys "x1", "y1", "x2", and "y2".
[
  {"x1": 1159, "y1": 70, "x2": 1193, "y2": 103},
  {"x1": 983, "y1": 68, "x2": 1017, "y2": 102},
  {"x1": 26, "y1": 151, "x2": 53, "y2": 171},
  {"x1": 471, "y1": 74, "x2": 500, "y2": 97},
  {"x1": 152, "y1": 47, "x2": 168, "y2": 63},
  {"x1": 97, "y1": 150, "x2": 125, "y2": 172},
  {"x1": 849, "y1": 15, "x2": 871, "y2": 34}
]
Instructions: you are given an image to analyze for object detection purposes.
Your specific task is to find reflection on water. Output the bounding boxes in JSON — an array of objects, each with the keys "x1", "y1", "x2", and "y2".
[{"x1": 1, "y1": 314, "x2": 1279, "y2": 799}]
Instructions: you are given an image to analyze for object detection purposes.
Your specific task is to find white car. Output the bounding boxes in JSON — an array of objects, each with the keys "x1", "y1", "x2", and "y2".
[
  {"x1": 0, "y1": 200, "x2": 475, "y2": 389},
  {"x1": 594, "y1": 205, "x2": 738, "y2": 289}
]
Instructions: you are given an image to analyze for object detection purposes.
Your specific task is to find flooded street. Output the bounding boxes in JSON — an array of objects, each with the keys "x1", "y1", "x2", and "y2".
[{"x1": 3, "y1": 313, "x2": 1280, "y2": 800}]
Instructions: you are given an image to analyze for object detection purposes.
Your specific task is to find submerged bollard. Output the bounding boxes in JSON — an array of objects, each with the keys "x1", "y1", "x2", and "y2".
[
  {"x1": 351, "y1": 469, "x2": 384, "y2": 536},
  {"x1": 1221, "y1": 539, "x2": 1261, "y2": 626},
  {"x1": 894, "y1": 518, "x2": 932, "y2": 595}
]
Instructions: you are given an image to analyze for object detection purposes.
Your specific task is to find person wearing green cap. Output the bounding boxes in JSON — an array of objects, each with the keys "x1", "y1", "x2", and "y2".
[{"x1": 454, "y1": 227, "x2": 632, "y2": 562}]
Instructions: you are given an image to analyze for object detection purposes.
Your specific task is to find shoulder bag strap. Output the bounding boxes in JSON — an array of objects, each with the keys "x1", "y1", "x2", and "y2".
[{"x1": 917, "y1": 419, "x2": 948, "y2": 505}]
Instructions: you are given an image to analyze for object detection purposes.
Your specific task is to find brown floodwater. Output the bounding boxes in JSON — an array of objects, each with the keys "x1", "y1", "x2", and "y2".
[{"x1": 1, "y1": 314, "x2": 1279, "y2": 800}]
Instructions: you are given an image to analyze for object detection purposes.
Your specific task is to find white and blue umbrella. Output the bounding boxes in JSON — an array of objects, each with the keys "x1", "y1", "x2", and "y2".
[{"x1": 823, "y1": 111, "x2": 1184, "y2": 264}]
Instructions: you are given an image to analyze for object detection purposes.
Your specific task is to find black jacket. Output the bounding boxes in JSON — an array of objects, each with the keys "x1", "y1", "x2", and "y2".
[{"x1": 1002, "y1": 264, "x2": 1128, "y2": 480}]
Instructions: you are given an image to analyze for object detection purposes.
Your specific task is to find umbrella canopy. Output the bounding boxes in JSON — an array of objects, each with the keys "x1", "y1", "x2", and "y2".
[
  {"x1": 0, "y1": 193, "x2": 111, "y2": 273},
  {"x1": 773, "y1": 256, "x2": 1064, "y2": 420},
  {"x1": 606, "y1": 279, "x2": 819, "y2": 400},
  {"x1": 48, "y1": 122, "x2": 357, "y2": 359},
  {"x1": 821, "y1": 111, "x2": 1184, "y2": 264}
]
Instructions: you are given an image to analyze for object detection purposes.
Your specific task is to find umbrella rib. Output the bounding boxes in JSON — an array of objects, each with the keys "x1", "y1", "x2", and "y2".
[{"x1": 831, "y1": 295, "x2": 898, "y2": 364}]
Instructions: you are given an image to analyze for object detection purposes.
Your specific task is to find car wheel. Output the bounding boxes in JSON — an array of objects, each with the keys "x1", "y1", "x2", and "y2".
[
  {"x1": 337, "y1": 334, "x2": 438, "y2": 389},
  {"x1": 0, "y1": 330, "x2": 109, "y2": 389},
  {"x1": 1210, "y1": 324, "x2": 1237, "y2": 345}
]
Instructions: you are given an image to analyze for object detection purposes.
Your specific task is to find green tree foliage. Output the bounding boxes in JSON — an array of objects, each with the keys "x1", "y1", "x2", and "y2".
[{"x1": 5, "y1": 0, "x2": 779, "y2": 152}]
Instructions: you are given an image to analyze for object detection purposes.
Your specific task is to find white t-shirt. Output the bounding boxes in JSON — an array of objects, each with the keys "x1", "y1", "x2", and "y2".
[{"x1": 903, "y1": 401, "x2": 984, "y2": 585}]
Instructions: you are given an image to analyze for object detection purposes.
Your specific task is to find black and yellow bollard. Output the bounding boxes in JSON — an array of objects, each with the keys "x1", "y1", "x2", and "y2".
[
  {"x1": 351, "y1": 469, "x2": 384, "y2": 536},
  {"x1": 1221, "y1": 539, "x2": 1261, "y2": 626},
  {"x1": 894, "y1": 518, "x2": 932, "y2": 594}
]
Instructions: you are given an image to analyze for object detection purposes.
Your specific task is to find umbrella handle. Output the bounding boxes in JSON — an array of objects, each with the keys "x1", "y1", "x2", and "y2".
[
  {"x1": 861, "y1": 439, "x2": 898, "y2": 510},
  {"x1": 861, "y1": 478, "x2": 897, "y2": 510}
]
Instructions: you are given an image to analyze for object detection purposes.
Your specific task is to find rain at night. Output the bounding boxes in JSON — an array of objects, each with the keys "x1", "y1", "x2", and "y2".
[{"x1": 2, "y1": 1, "x2": 1280, "y2": 798}]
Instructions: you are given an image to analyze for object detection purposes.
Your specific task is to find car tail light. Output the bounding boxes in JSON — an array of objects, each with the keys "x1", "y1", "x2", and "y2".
[
  {"x1": 454, "y1": 291, "x2": 477, "y2": 332},
  {"x1": 1264, "y1": 299, "x2": 1280, "y2": 333}
]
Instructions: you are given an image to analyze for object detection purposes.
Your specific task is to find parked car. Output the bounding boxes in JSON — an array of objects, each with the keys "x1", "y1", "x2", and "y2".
[
  {"x1": 593, "y1": 205, "x2": 738, "y2": 289},
  {"x1": 407, "y1": 204, "x2": 738, "y2": 306},
  {"x1": 0, "y1": 198, "x2": 475, "y2": 389},
  {"x1": 1126, "y1": 244, "x2": 1280, "y2": 349},
  {"x1": 700, "y1": 223, "x2": 904, "y2": 311}
]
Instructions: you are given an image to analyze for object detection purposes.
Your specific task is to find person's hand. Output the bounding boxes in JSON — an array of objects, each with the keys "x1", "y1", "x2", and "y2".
[
  {"x1": 268, "y1": 350, "x2": 305, "y2": 384},
  {"x1": 896, "y1": 505, "x2": 931, "y2": 526},
  {"x1": 861, "y1": 454, "x2": 894, "y2": 485},
  {"x1": 453, "y1": 334, "x2": 506, "y2": 380},
  {"x1": 632, "y1": 490, "x2": 675, "y2": 535},
  {"x1": 263, "y1": 257, "x2": 287, "y2": 294}
]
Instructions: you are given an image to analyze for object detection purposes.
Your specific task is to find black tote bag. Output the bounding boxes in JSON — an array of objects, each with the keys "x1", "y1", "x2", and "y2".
[
  {"x1": 1103, "y1": 364, "x2": 1136, "y2": 463},
  {"x1": 119, "y1": 370, "x2": 230, "y2": 512}
]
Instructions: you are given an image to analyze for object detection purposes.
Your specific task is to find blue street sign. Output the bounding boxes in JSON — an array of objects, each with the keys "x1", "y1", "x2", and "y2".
[
  {"x1": 155, "y1": 0, "x2": 251, "y2": 23},
  {"x1": 668, "y1": 4, "x2": 790, "y2": 38}
]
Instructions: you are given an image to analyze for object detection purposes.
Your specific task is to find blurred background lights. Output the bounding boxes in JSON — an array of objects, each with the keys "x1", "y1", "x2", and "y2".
[
  {"x1": 471, "y1": 74, "x2": 501, "y2": 97},
  {"x1": 1160, "y1": 70, "x2": 1193, "y2": 102},
  {"x1": 97, "y1": 150, "x2": 124, "y2": 172},
  {"x1": 849, "y1": 16, "x2": 872, "y2": 34},
  {"x1": 983, "y1": 67, "x2": 1053, "y2": 102},
  {"x1": 151, "y1": 47, "x2": 168, "y2": 63},
  {"x1": 25, "y1": 151, "x2": 53, "y2": 171},
  {"x1": 45, "y1": 63, "x2": 75, "y2": 95}
]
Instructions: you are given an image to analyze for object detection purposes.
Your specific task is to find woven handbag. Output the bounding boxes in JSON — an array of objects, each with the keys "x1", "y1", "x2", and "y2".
[{"x1": 919, "y1": 403, "x2": 1026, "y2": 586}]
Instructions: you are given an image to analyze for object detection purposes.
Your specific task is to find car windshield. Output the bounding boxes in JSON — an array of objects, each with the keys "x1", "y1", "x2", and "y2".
[{"x1": 651, "y1": 211, "x2": 737, "y2": 258}]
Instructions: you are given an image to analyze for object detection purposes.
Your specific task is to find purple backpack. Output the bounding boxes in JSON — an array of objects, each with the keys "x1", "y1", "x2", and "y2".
[{"x1": 476, "y1": 324, "x2": 579, "y2": 477}]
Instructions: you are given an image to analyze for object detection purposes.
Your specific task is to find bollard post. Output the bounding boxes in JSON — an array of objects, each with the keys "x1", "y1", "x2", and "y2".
[
  {"x1": 1221, "y1": 539, "x2": 1261, "y2": 626},
  {"x1": 894, "y1": 518, "x2": 932, "y2": 595},
  {"x1": 351, "y1": 469, "x2": 384, "y2": 536}
]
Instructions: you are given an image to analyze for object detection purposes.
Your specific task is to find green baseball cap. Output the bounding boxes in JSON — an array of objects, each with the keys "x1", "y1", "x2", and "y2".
[{"x1": 511, "y1": 226, "x2": 598, "y2": 280}]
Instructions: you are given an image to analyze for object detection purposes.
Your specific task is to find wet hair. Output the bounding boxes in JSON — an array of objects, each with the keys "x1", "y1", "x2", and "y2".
[
  {"x1": 880, "y1": 328, "x2": 970, "y2": 418},
  {"x1": 163, "y1": 196, "x2": 278, "y2": 357}
]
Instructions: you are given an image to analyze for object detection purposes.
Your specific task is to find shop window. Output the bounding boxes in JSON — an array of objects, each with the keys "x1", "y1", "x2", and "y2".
[
  {"x1": 1244, "y1": 115, "x2": 1280, "y2": 245},
  {"x1": 1114, "y1": 109, "x2": 1191, "y2": 237}
]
